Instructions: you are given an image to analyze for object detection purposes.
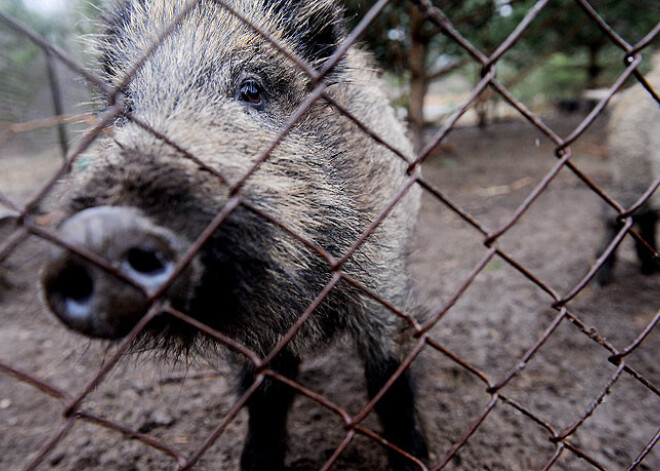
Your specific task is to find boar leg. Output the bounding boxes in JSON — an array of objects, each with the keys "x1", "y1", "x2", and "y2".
[
  {"x1": 594, "y1": 217, "x2": 621, "y2": 288},
  {"x1": 635, "y1": 212, "x2": 659, "y2": 275},
  {"x1": 239, "y1": 351, "x2": 300, "y2": 471},
  {"x1": 364, "y1": 351, "x2": 429, "y2": 470}
]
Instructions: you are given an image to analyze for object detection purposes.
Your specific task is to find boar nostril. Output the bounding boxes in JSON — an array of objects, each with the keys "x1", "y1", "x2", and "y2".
[
  {"x1": 49, "y1": 265, "x2": 95, "y2": 320},
  {"x1": 126, "y1": 247, "x2": 168, "y2": 276},
  {"x1": 122, "y1": 246, "x2": 175, "y2": 289},
  {"x1": 56, "y1": 265, "x2": 94, "y2": 303}
]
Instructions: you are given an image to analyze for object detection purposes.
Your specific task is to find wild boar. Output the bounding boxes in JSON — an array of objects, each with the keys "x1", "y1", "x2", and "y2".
[
  {"x1": 595, "y1": 53, "x2": 660, "y2": 287},
  {"x1": 41, "y1": 1, "x2": 428, "y2": 469}
]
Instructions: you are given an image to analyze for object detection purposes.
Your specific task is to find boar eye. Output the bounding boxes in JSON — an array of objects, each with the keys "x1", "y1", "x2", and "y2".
[{"x1": 238, "y1": 79, "x2": 265, "y2": 107}]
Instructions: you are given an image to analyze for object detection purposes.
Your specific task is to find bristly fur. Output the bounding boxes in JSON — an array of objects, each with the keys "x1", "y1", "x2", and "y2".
[
  {"x1": 45, "y1": 1, "x2": 428, "y2": 468},
  {"x1": 98, "y1": 0, "x2": 346, "y2": 87},
  {"x1": 70, "y1": 0, "x2": 421, "y2": 360},
  {"x1": 263, "y1": 0, "x2": 345, "y2": 64}
]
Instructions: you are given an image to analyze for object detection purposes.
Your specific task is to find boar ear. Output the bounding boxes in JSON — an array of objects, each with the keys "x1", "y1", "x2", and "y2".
[
  {"x1": 268, "y1": 0, "x2": 345, "y2": 68},
  {"x1": 99, "y1": 0, "x2": 148, "y2": 81}
]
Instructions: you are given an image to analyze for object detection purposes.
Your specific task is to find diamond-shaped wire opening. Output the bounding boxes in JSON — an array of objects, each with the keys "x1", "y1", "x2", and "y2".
[
  {"x1": 0, "y1": 376, "x2": 65, "y2": 470},
  {"x1": 567, "y1": 371, "x2": 660, "y2": 469},
  {"x1": 435, "y1": 400, "x2": 557, "y2": 471},
  {"x1": 494, "y1": 157, "x2": 613, "y2": 293},
  {"x1": 424, "y1": 258, "x2": 560, "y2": 380},
  {"x1": 39, "y1": 417, "x2": 184, "y2": 470},
  {"x1": 500, "y1": 318, "x2": 625, "y2": 431}
]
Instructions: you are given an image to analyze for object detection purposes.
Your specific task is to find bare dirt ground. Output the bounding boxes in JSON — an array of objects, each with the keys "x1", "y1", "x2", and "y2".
[{"x1": 1, "y1": 114, "x2": 659, "y2": 470}]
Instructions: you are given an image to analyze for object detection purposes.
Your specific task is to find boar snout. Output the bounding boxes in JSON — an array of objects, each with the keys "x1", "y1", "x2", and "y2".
[{"x1": 41, "y1": 206, "x2": 194, "y2": 338}]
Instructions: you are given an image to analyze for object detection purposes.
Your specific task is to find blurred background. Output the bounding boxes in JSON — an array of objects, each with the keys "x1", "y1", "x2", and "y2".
[
  {"x1": 1, "y1": 1, "x2": 660, "y2": 470},
  {"x1": 3, "y1": 0, "x2": 659, "y2": 151}
]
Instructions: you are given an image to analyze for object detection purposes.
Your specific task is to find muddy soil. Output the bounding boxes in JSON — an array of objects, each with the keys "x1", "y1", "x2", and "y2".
[{"x1": 1, "y1": 114, "x2": 658, "y2": 470}]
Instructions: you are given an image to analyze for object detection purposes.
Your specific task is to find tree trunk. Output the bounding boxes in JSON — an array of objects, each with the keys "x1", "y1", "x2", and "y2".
[
  {"x1": 587, "y1": 41, "x2": 603, "y2": 89},
  {"x1": 408, "y1": 6, "x2": 428, "y2": 152},
  {"x1": 475, "y1": 95, "x2": 489, "y2": 128}
]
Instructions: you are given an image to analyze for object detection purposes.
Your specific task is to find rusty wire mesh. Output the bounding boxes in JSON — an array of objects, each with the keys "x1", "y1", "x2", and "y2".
[{"x1": 1, "y1": 0, "x2": 659, "y2": 470}]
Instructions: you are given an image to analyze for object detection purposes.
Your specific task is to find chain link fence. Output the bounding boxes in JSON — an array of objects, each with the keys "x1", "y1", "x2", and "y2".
[{"x1": 1, "y1": 0, "x2": 659, "y2": 470}]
